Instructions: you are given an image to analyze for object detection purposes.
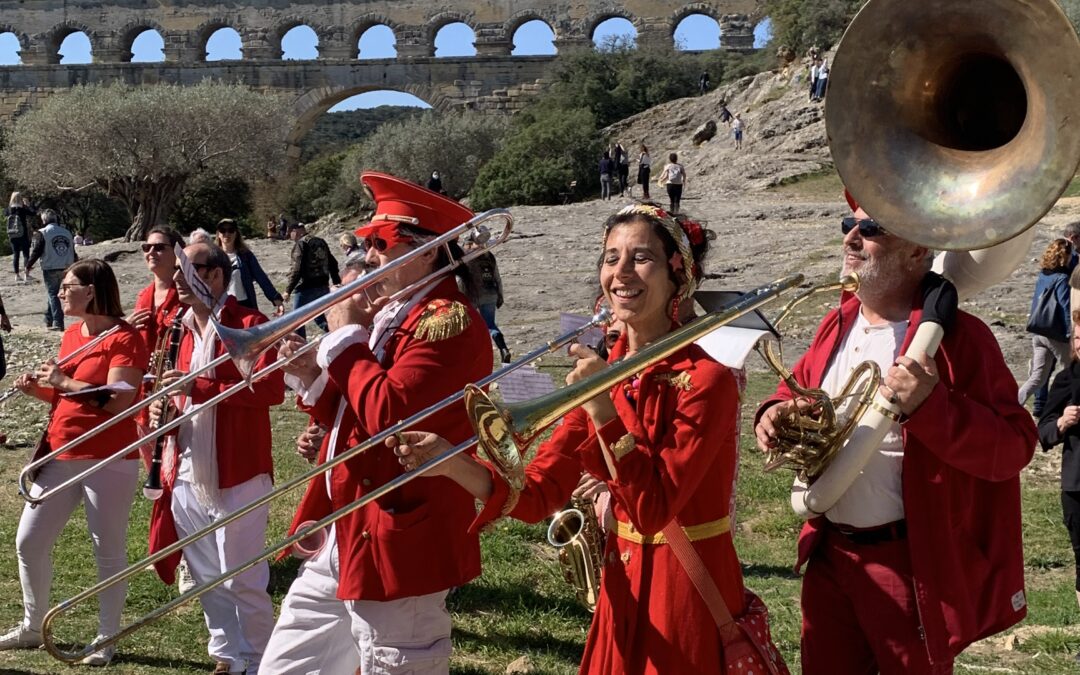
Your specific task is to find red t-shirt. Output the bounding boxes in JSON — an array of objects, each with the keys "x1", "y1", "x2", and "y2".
[{"x1": 48, "y1": 322, "x2": 147, "y2": 461}]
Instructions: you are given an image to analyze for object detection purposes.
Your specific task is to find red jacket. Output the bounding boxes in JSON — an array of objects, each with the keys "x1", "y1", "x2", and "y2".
[
  {"x1": 474, "y1": 335, "x2": 745, "y2": 674},
  {"x1": 147, "y1": 297, "x2": 285, "y2": 583},
  {"x1": 285, "y1": 278, "x2": 491, "y2": 601},
  {"x1": 756, "y1": 293, "x2": 1036, "y2": 665},
  {"x1": 133, "y1": 282, "x2": 182, "y2": 366}
]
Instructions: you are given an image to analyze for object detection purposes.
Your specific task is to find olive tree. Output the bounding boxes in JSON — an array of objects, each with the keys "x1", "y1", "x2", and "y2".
[{"x1": 3, "y1": 81, "x2": 290, "y2": 241}]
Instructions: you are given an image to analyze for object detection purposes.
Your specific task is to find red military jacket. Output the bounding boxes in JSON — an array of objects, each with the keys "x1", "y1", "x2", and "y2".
[
  {"x1": 756, "y1": 292, "x2": 1036, "y2": 665},
  {"x1": 285, "y1": 277, "x2": 491, "y2": 602},
  {"x1": 474, "y1": 334, "x2": 745, "y2": 674},
  {"x1": 147, "y1": 296, "x2": 285, "y2": 583},
  {"x1": 133, "y1": 282, "x2": 182, "y2": 366}
]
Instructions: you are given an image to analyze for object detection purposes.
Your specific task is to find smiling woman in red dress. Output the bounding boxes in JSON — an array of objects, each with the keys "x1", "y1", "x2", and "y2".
[{"x1": 391, "y1": 203, "x2": 763, "y2": 674}]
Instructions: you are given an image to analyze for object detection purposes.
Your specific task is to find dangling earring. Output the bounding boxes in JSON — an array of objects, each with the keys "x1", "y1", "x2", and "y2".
[{"x1": 670, "y1": 295, "x2": 681, "y2": 325}]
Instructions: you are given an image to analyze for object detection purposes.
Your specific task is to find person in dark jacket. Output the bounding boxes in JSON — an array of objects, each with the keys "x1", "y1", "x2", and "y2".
[
  {"x1": 1019, "y1": 239, "x2": 1074, "y2": 410},
  {"x1": 283, "y1": 223, "x2": 340, "y2": 338},
  {"x1": 599, "y1": 151, "x2": 614, "y2": 200},
  {"x1": 1038, "y1": 313, "x2": 1080, "y2": 663},
  {"x1": 426, "y1": 170, "x2": 445, "y2": 195},
  {"x1": 214, "y1": 219, "x2": 284, "y2": 316},
  {"x1": 6, "y1": 192, "x2": 34, "y2": 284}
]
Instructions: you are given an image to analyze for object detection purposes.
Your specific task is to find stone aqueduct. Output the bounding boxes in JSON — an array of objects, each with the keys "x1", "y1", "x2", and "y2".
[{"x1": 0, "y1": 0, "x2": 765, "y2": 156}]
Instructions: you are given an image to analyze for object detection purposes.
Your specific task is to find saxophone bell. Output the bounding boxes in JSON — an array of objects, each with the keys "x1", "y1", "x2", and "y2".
[{"x1": 547, "y1": 497, "x2": 605, "y2": 613}]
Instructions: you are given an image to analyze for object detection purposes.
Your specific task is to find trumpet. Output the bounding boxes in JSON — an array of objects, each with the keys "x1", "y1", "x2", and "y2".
[
  {"x1": 0, "y1": 324, "x2": 122, "y2": 406},
  {"x1": 40, "y1": 305, "x2": 610, "y2": 663},
  {"x1": 18, "y1": 208, "x2": 514, "y2": 504}
]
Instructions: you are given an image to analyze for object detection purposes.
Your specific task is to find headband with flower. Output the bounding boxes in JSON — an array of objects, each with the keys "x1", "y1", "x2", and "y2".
[{"x1": 609, "y1": 203, "x2": 707, "y2": 300}]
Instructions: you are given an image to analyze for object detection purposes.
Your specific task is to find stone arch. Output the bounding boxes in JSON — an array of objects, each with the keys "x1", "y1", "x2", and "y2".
[
  {"x1": 285, "y1": 84, "x2": 439, "y2": 165},
  {"x1": 270, "y1": 16, "x2": 327, "y2": 58},
  {"x1": 117, "y1": 20, "x2": 167, "y2": 62},
  {"x1": 43, "y1": 21, "x2": 95, "y2": 64},
  {"x1": 348, "y1": 14, "x2": 400, "y2": 58},
  {"x1": 195, "y1": 18, "x2": 241, "y2": 60},
  {"x1": 424, "y1": 11, "x2": 476, "y2": 47},
  {"x1": 671, "y1": 2, "x2": 722, "y2": 27},
  {"x1": 504, "y1": 11, "x2": 559, "y2": 43},
  {"x1": 585, "y1": 12, "x2": 642, "y2": 43},
  {"x1": 0, "y1": 24, "x2": 29, "y2": 54}
]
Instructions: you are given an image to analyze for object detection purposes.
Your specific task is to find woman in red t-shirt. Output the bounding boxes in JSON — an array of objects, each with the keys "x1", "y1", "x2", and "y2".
[
  {"x1": 129, "y1": 225, "x2": 184, "y2": 363},
  {"x1": 0, "y1": 259, "x2": 147, "y2": 667}
]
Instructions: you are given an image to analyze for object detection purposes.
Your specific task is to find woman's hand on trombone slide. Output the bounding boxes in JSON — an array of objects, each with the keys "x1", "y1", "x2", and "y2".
[{"x1": 387, "y1": 430, "x2": 495, "y2": 502}]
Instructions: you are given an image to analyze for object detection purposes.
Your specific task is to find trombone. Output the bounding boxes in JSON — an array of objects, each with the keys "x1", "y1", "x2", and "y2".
[
  {"x1": 18, "y1": 208, "x2": 514, "y2": 504},
  {"x1": 41, "y1": 306, "x2": 614, "y2": 663},
  {"x1": 0, "y1": 324, "x2": 122, "y2": 406}
]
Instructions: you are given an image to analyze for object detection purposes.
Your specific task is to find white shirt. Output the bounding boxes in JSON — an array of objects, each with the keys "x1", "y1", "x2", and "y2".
[
  {"x1": 819, "y1": 310, "x2": 908, "y2": 528},
  {"x1": 226, "y1": 253, "x2": 248, "y2": 303}
]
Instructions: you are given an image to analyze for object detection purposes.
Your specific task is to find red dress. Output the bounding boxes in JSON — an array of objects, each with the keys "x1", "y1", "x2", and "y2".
[
  {"x1": 49, "y1": 322, "x2": 147, "y2": 461},
  {"x1": 474, "y1": 334, "x2": 744, "y2": 674}
]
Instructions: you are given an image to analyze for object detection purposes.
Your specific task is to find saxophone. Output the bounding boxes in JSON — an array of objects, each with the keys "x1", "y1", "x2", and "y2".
[{"x1": 547, "y1": 496, "x2": 605, "y2": 612}]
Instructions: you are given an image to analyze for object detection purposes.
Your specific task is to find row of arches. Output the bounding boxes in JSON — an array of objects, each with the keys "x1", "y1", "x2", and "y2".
[{"x1": 0, "y1": 14, "x2": 770, "y2": 65}]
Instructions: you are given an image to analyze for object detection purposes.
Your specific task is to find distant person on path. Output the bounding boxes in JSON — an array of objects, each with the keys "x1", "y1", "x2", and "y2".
[
  {"x1": 26, "y1": 209, "x2": 76, "y2": 331},
  {"x1": 462, "y1": 236, "x2": 512, "y2": 364},
  {"x1": 266, "y1": 218, "x2": 278, "y2": 240},
  {"x1": 809, "y1": 59, "x2": 820, "y2": 101},
  {"x1": 599, "y1": 151, "x2": 614, "y2": 201},
  {"x1": 284, "y1": 222, "x2": 340, "y2": 338},
  {"x1": 699, "y1": 70, "x2": 711, "y2": 95},
  {"x1": 1020, "y1": 239, "x2": 1074, "y2": 409},
  {"x1": 338, "y1": 232, "x2": 361, "y2": 259},
  {"x1": 636, "y1": 144, "x2": 652, "y2": 199},
  {"x1": 427, "y1": 170, "x2": 445, "y2": 195},
  {"x1": 732, "y1": 113, "x2": 745, "y2": 150},
  {"x1": 656, "y1": 153, "x2": 687, "y2": 214},
  {"x1": 616, "y1": 143, "x2": 631, "y2": 197},
  {"x1": 814, "y1": 59, "x2": 830, "y2": 101},
  {"x1": 277, "y1": 213, "x2": 289, "y2": 240},
  {"x1": 719, "y1": 102, "x2": 733, "y2": 125},
  {"x1": 6, "y1": 192, "x2": 34, "y2": 284},
  {"x1": 215, "y1": 219, "x2": 285, "y2": 316}
]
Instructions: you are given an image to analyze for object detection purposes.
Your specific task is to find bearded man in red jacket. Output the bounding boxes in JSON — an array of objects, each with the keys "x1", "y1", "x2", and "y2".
[
  {"x1": 259, "y1": 172, "x2": 491, "y2": 675},
  {"x1": 755, "y1": 195, "x2": 1036, "y2": 674}
]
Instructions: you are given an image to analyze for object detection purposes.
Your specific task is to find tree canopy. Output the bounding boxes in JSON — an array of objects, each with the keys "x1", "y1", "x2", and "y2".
[
  {"x1": 764, "y1": 0, "x2": 862, "y2": 56},
  {"x1": 3, "y1": 81, "x2": 289, "y2": 241}
]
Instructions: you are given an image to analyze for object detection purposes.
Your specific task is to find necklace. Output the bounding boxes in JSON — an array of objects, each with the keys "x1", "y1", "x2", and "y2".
[{"x1": 622, "y1": 374, "x2": 641, "y2": 404}]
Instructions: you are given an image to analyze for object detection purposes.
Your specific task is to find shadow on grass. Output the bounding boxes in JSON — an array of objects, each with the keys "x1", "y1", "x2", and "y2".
[
  {"x1": 450, "y1": 582, "x2": 588, "y2": 619},
  {"x1": 269, "y1": 556, "x2": 303, "y2": 596},
  {"x1": 453, "y1": 625, "x2": 585, "y2": 665},
  {"x1": 742, "y1": 563, "x2": 800, "y2": 580},
  {"x1": 45, "y1": 642, "x2": 209, "y2": 671}
]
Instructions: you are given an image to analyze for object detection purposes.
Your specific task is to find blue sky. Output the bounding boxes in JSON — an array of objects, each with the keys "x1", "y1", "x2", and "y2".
[{"x1": 0, "y1": 16, "x2": 771, "y2": 111}]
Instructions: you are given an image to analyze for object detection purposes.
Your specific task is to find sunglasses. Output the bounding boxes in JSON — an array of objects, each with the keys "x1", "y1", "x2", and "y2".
[
  {"x1": 364, "y1": 236, "x2": 389, "y2": 252},
  {"x1": 173, "y1": 263, "x2": 213, "y2": 273},
  {"x1": 142, "y1": 243, "x2": 170, "y2": 253},
  {"x1": 841, "y1": 217, "x2": 887, "y2": 238},
  {"x1": 217, "y1": 228, "x2": 237, "y2": 234}
]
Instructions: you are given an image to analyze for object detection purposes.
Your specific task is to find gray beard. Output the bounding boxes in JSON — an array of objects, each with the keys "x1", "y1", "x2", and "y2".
[{"x1": 842, "y1": 251, "x2": 907, "y2": 302}]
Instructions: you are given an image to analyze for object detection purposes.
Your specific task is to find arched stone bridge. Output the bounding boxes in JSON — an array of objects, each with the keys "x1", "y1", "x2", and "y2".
[{"x1": 0, "y1": 0, "x2": 765, "y2": 155}]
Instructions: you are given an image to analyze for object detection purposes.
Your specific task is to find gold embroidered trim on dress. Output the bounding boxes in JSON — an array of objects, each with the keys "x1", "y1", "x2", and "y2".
[
  {"x1": 611, "y1": 433, "x2": 637, "y2": 460},
  {"x1": 656, "y1": 371, "x2": 692, "y2": 391},
  {"x1": 414, "y1": 299, "x2": 470, "y2": 341}
]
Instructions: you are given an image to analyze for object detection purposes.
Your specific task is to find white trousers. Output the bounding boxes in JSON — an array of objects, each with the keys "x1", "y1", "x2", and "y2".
[
  {"x1": 17, "y1": 458, "x2": 139, "y2": 635},
  {"x1": 172, "y1": 475, "x2": 274, "y2": 673},
  {"x1": 260, "y1": 533, "x2": 451, "y2": 675}
]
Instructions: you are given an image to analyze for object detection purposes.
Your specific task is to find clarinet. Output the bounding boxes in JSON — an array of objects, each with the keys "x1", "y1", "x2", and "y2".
[{"x1": 143, "y1": 308, "x2": 187, "y2": 500}]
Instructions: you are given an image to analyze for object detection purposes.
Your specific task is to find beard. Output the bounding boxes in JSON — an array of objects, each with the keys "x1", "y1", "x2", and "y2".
[{"x1": 841, "y1": 246, "x2": 908, "y2": 295}]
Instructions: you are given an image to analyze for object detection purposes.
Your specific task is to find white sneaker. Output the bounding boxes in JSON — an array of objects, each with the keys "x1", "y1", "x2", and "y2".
[
  {"x1": 79, "y1": 637, "x2": 115, "y2": 666},
  {"x1": 0, "y1": 624, "x2": 43, "y2": 650},
  {"x1": 177, "y1": 558, "x2": 196, "y2": 594}
]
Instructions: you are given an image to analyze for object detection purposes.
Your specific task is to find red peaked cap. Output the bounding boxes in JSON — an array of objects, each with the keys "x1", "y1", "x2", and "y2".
[{"x1": 355, "y1": 171, "x2": 475, "y2": 238}]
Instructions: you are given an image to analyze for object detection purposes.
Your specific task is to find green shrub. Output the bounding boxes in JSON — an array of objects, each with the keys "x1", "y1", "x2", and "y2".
[{"x1": 283, "y1": 152, "x2": 347, "y2": 223}]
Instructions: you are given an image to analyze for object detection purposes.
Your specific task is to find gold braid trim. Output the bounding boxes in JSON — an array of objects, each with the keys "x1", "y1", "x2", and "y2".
[
  {"x1": 414, "y1": 299, "x2": 470, "y2": 341},
  {"x1": 614, "y1": 203, "x2": 696, "y2": 299},
  {"x1": 656, "y1": 371, "x2": 692, "y2": 391},
  {"x1": 611, "y1": 433, "x2": 637, "y2": 460}
]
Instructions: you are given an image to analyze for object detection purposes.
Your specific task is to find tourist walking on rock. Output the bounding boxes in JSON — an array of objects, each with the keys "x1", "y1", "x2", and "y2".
[
  {"x1": 6, "y1": 192, "x2": 34, "y2": 284},
  {"x1": 617, "y1": 143, "x2": 631, "y2": 198},
  {"x1": 599, "y1": 151, "x2": 614, "y2": 201},
  {"x1": 215, "y1": 219, "x2": 285, "y2": 316},
  {"x1": 732, "y1": 113, "x2": 745, "y2": 151},
  {"x1": 814, "y1": 59, "x2": 830, "y2": 102},
  {"x1": 26, "y1": 209, "x2": 76, "y2": 331},
  {"x1": 284, "y1": 222, "x2": 340, "y2": 338},
  {"x1": 656, "y1": 153, "x2": 687, "y2": 214},
  {"x1": 699, "y1": 70, "x2": 711, "y2": 95},
  {"x1": 1019, "y1": 239, "x2": 1074, "y2": 409},
  {"x1": 636, "y1": 144, "x2": 652, "y2": 200},
  {"x1": 462, "y1": 236, "x2": 512, "y2": 364}
]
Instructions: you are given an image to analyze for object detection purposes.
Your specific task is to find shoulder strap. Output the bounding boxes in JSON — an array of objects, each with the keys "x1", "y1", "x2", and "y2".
[{"x1": 661, "y1": 520, "x2": 734, "y2": 629}]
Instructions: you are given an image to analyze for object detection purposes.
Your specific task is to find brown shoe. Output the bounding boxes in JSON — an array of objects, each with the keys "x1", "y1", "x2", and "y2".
[{"x1": 213, "y1": 663, "x2": 232, "y2": 675}]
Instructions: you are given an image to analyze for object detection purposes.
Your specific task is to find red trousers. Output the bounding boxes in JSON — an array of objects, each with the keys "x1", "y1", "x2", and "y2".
[{"x1": 801, "y1": 524, "x2": 953, "y2": 675}]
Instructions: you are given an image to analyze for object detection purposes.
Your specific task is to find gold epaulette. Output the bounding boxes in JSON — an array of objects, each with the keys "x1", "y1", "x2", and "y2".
[{"x1": 414, "y1": 299, "x2": 470, "y2": 341}]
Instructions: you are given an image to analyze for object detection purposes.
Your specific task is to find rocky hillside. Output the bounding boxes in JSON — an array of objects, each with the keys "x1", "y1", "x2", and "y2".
[{"x1": 604, "y1": 59, "x2": 831, "y2": 194}]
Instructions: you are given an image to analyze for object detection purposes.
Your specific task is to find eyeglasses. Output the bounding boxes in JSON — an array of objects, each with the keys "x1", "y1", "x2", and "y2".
[
  {"x1": 364, "y1": 236, "x2": 389, "y2": 252},
  {"x1": 841, "y1": 217, "x2": 887, "y2": 238},
  {"x1": 141, "y1": 243, "x2": 170, "y2": 253},
  {"x1": 59, "y1": 283, "x2": 88, "y2": 292}
]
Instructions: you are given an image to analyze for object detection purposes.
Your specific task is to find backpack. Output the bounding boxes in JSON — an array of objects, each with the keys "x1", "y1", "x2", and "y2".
[
  {"x1": 301, "y1": 236, "x2": 332, "y2": 280},
  {"x1": 6, "y1": 209, "x2": 24, "y2": 238}
]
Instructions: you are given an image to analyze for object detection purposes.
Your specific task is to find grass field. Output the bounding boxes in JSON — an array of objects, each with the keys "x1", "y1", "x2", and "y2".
[{"x1": 0, "y1": 364, "x2": 1077, "y2": 674}]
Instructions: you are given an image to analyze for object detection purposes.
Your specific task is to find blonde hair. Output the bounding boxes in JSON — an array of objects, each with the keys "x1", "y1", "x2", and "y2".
[
  {"x1": 339, "y1": 232, "x2": 358, "y2": 249},
  {"x1": 1040, "y1": 238, "x2": 1073, "y2": 271},
  {"x1": 8, "y1": 191, "x2": 21, "y2": 208}
]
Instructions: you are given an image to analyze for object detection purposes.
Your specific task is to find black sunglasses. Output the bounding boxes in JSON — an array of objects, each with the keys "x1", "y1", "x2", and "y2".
[
  {"x1": 841, "y1": 217, "x2": 886, "y2": 238},
  {"x1": 173, "y1": 263, "x2": 213, "y2": 273},
  {"x1": 364, "y1": 236, "x2": 388, "y2": 252},
  {"x1": 217, "y1": 228, "x2": 236, "y2": 235},
  {"x1": 142, "y1": 243, "x2": 170, "y2": 253}
]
